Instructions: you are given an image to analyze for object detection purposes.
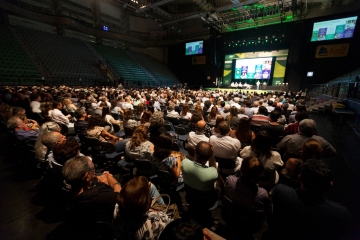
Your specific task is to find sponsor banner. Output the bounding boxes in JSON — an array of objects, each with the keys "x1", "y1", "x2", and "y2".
[
  {"x1": 315, "y1": 43, "x2": 349, "y2": 58},
  {"x1": 192, "y1": 56, "x2": 206, "y2": 65}
]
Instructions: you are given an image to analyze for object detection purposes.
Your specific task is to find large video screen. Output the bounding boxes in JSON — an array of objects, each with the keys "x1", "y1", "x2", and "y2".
[
  {"x1": 185, "y1": 41, "x2": 203, "y2": 55},
  {"x1": 311, "y1": 16, "x2": 357, "y2": 42},
  {"x1": 234, "y1": 57, "x2": 273, "y2": 80}
]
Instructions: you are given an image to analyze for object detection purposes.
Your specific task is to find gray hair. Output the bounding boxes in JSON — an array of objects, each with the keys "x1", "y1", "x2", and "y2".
[
  {"x1": 7, "y1": 117, "x2": 21, "y2": 131},
  {"x1": 35, "y1": 122, "x2": 60, "y2": 161},
  {"x1": 41, "y1": 131, "x2": 64, "y2": 150},
  {"x1": 62, "y1": 156, "x2": 91, "y2": 186},
  {"x1": 75, "y1": 108, "x2": 85, "y2": 118},
  {"x1": 299, "y1": 119, "x2": 316, "y2": 137},
  {"x1": 168, "y1": 102, "x2": 175, "y2": 111}
]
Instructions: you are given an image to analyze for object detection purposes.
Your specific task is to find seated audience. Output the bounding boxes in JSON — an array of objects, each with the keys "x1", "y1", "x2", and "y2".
[
  {"x1": 268, "y1": 160, "x2": 350, "y2": 239},
  {"x1": 284, "y1": 111, "x2": 309, "y2": 135},
  {"x1": 251, "y1": 106, "x2": 269, "y2": 126},
  {"x1": 226, "y1": 106, "x2": 240, "y2": 129},
  {"x1": 7, "y1": 116, "x2": 39, "y2": 142},
  {"x1": 102, "y1": 106, "x2": 121, "y2": 133},
  {"x1": 211, "y1": 115, "x2": 225, "y2": 136},
  {"x1": 225, "y1": 157, "x2": 268, "y2": 210},
  {"x1": 159, "y1": 218, "x2": 213, "y2": 240},
  {"x1": 125, "y1": 125, "x2": 154, "y2": 159},
  {"x1": 189, "y1": 112, "x2": 212, "y2": 138},
  {"x1": 210, "y1": 121, "x2": 241, "y2": 175},
  {"x1": 277, "y1": 119, "x2": 336, "y2": 159},
  {"x1": 50, "y1": 101, "x2": 71, "y2": 126},
  {"x1": 114, "y1": 176, "x2": 170, "y2": 240},
  {"x1": 240, "y1": 131, "x2": 283, "y2": 189},
  {"x1": 167, "y1": 102, "x2": 180, "y2": 118},
  {"x1": 34, "y1": 121, "x2": 60, "y2": 161},
  {"x1": 140, "y1": 110, "x2": 152, "y2": 126},
  {"x1": 180, "y1": 103, "x2": 192, "y2": 119},
  {"x1": 123, "y1": 108, "x2": 138, "y2": 129},
  {"x1": 207, "y1": 106, "x2": 219, "y2": 125},
  {"x1": 149, "y1": 111, "x2": 167, "y2": 144},
  {"x1": 62, "y1": 156, "x2": 120, "y2": 224},
  {"x1": 135, "y1": 102, "x2": 144, "y2": 120},
  {"x1": 260, "y1": 110, "x2": 285, "y2": 146},
  {"x1": 74, "y1": 108, "x2": 88, "y2": 135},
  {"x1": 234, "y1": 117, "x2": 255, "y2": 148},
  {"x1": 151, "y1": 133, "x2": 182, "y2": 183}
]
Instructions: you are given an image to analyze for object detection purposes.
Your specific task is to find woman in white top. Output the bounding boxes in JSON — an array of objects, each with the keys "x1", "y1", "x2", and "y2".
[
  {"x1": 240, "y1": 130, "x2": 283, "y2": 190},
  {"x1": 30, "y1": 93, "x2": 42, "y2": 113},
  {"x1": 179, "y1": 103, "x2": 192, "y2": 119}
]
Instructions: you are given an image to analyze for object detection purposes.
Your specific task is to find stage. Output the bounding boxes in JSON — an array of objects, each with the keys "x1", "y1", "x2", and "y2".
[{"x1": 204, "y1": 85, "x2": 284, "y2": 94}]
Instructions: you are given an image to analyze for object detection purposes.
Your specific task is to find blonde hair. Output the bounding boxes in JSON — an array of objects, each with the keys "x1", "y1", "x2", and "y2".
[{"x1": 34, "y1": 122, "x2": 60, "y2": 161}]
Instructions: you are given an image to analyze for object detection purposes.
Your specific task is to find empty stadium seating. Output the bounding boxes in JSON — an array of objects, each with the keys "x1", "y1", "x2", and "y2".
[
  {"x1": 17, "y1": 26, "x2": 105, "y2": 84},
  {"x1": 128, "y1": 51, "x2": 179, "y2": 86},
  {"x1": 92, "y1": 44, "x2": 154, "y2": 86},
  {"x1": 0, "y1": 24, "x2": 41, "y2": 85}
]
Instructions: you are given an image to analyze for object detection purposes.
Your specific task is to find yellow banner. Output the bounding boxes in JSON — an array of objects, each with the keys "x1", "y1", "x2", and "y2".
[
  {"x1": 192, "y1": 56, "x2": 206, "y2": 65},
  {"x1": 315, "y1": 43, "x2": 349, "y2": 58}
]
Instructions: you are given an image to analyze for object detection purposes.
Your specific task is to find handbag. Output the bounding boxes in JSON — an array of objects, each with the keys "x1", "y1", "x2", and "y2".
[{"x1": 150, "y1": 194, "x2": 180, "y2": 220}]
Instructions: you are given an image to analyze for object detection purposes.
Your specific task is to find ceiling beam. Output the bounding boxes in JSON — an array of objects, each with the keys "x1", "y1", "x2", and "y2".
[{"x1": 137, "y1": 0, "x2": 176, "y2": 13}]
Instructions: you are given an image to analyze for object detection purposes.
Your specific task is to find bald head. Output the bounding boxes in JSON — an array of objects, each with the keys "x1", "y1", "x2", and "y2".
[{"x1": 197, "y1": 120, "x2": 206, "y2": 132}]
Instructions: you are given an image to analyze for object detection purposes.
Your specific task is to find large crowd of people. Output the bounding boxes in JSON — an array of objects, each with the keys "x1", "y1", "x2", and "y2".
[{"x1": 0, "y1": 85, "x2": 349, "y2": 239}]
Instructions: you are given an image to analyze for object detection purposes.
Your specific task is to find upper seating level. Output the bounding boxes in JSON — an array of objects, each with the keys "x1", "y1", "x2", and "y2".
[
  {"x1": 0, "y1": 24, "x2": 40, "y2": 85},
  {"x1": 128, "y1": 51, "x2": 179, "y2": 86},
  {"x1": 92, "y1": 44, "x2": 153, "y2": 85},
  {"x1": 17, "y1": 26, "x2": 104, "y2": 81}
]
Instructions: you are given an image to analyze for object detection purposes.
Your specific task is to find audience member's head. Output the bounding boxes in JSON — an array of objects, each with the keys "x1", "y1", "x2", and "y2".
[
  {"x1": 190, "y1": 112, "x2": 203, "y2": 124},
  {"x1": 75, "y1": 108, "x2": 86, "y2": 119},
  {"x1": 140, "y1": 110, "x2": 152, "y2": 124},
  {"x1": 41, "y1": 131, "x2": 66, "y2": 150},
  {"x1": 251, "y1": 130, "x2": 272, "y2": 159},
  {"x1": 7, "y1": 117, "x2": 25, "y2": 131},
  {"x1": 295, "y1": 111, "x2": 309, "y2": 123},
  {"x1": 150, "y1": 111, "x2": 164, "y2": 126},
  {"x1": 300, "y1": 159, "x2": 332, "y2": 194},
  {"x1": 62, "y1": 156, "x2": 94, "y2": 187},
  {"x1": 123, "y1": 108, "x2": 133, "y2": 120},
  {"x1": 302, "y1": 138, "x2": 323, "y2": 161},
  {"x1": 153, "y1": 133, "x2": 172, "y2": 160},
  {"x1": 130, "y1": 125, "x2": 149, "y2": 150},
  {"x1": 86, "y1": 114, "x2": 103, "y2": 130},
  {"x1": 257, "y1": 106, "x2": 268, "y2": 116},
  {"x1": 270, "y1": 110, "x2": 281, "y2": 122},
  {"x1": 116, "y1": 176, "x2": 150, "y2": 219},
  {"x1": 53, "y1": 138, "x2": 80, "y2": 165},
  {"x1": 240, "y1": 157, "x2": 264, "y2": 184},
  {"x1": 196, "y1": 120, "x2": 206, "y2": 133},
  {"x1": 195, "y1": 141, "x2": 213, "y2": 164},
  {"x1": 218, "y1": 121, "x2": 230, "y2": 136},
  {"x1": 298, "y1": 119, "x2": 316, "y2": 137},
  {"x1": 159, "y1": 218, "x2": 204, "y2": 240}
]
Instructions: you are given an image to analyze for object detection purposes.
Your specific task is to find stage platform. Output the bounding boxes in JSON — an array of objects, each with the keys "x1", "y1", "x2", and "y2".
[{"x1": 204, "y1": 87, "x2": 282, "y2": 94}]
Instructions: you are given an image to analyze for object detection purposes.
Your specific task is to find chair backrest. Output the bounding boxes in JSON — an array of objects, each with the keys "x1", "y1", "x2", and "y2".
[
  {"x1": 179, "y1": 118, "x2": 190, "y2": 126},
  {"x1": 184, "y1": 183, "x2": 218, "y2": 210},
  {"x1": 133, "y1": 158, "x2": 155, "y2": 176},
  {"x1": 84, "y1": 136, "x2": 101, "y2": 148},
  {"x1": 162, "y1": 123, "x2": 172, "y2": 132},
  {"x1": 174, "y1": 125, "x2": 187, "y2": 135},
  {"x1": 111, "y1": 113, "x2": 119, "y2": 120},
  {"x1": 98, "y1": 141, "x2": 116, "y2": 153},
  {"x1": 221, "y1": 195, "x2": 265, "y2": 232},
  {"x1": 124, "y1": 127, "x2": 134, "y2": 138},
  {"x1": 167, "y1": 117, "x2": 179, "y2": 126},
  {"x1": 215, "y1": 156, "x2": 236, "y2": 169},
  {"x1": 157, "y1": 169, "x2": 176, "y2": 186},
  {"x1": 171, "y1": 142, "x2": 180, "y2": 152},
  {"x1": 116, "y1": 138, "x2": 130, "y2": 153}
]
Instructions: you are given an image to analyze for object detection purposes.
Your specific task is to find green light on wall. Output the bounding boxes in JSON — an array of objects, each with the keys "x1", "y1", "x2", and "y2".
[
  {"x1": 286, "y1": 15, "x2": 293, "y2": 20},
  {"x1": 266, "y1": 40, "x2": 268, "y2": 42}
]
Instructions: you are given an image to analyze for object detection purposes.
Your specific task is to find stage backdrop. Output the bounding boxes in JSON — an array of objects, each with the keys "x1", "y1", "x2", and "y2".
[{"x1": 222, "y1": 50, "x2": 288, "y2": 87}]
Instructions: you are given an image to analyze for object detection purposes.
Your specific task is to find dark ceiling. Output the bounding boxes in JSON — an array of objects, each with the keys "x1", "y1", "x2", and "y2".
[{"x1": 110, "y1": 0, "x2": 360, "y2": 34}]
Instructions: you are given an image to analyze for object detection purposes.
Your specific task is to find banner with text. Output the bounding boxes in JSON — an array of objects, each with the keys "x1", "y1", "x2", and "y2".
[
  {"x1": 192, "y1": 56, "x2": 206, "y2": 65},
  {"x1": 315, "y1": 43, "x2": 349, "y2": 58}
]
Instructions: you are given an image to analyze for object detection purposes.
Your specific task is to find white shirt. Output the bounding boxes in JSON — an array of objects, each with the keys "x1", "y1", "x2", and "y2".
[
  {"x1": 251, "y1": 107, "x2": 259, "y2": 114},
  {"x1": 231, "y1": 102, "x2": 241, "y2": 110},
  {"x1": 180, "y1": 112, "x2": 192, "y2": 119},
  {"x1": 30, "y1": 101, "x2": 41, "y2": 113},
  {"x1": 188, "y1": 131, "x2": 209, "y2": 149},
  {"x1": 167, "y1": 110, "x2": 179, "y2": 118},
  {"x1": 210, "y1": 135, "x2": 242, "y2": 174},
  {"x1": 51, "y1": 108, "x2": 69, "y2": 126},
  {"x1": 122, "y1": 102, "x2": 133, "y2": 110}
]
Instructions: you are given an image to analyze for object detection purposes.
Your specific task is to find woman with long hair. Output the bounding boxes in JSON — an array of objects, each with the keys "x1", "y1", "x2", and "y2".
[
  {"x1": 140, "y1": 110, "x2": 152, "y2": 126},
  {"x1": 234, "y1": 117, "x2": 255, "y2": 147},
  {"x1": 125, "y1": 125, "x2": 154, "y2": 159},
  {"x1": 151, "y1": 133, "x2": 182, "y2": 183},
  {"x1": 135, "y1": 103, "x2": 144, "y2": 120},
  {"x1": 180, "y1": 103, "x2": 192, "y2": 119},
  {"x1": 102, "y1": 106, "x2": 121, "y2": 133},
  {"x1": 123, "y1": 108, "x2": 138, "y2": 129},
  {"x1": 212, "y1": 115, "x2": 225, "y2": 136},
  {"x1": 114, "y1": 176, "x2": 170, "y2": 239},
  {"x1": 226, "y1": 106, "x2": 240, "y2": 129},
  {"x1": 240, "y1": 130, "x2": 283, "y2": 189},
  {"x1": 207, "y1": 105, "x2": 219, "y2": 125},
  {"x1": 63, "y1": 98, "x2": 77, "y2": 113}
]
